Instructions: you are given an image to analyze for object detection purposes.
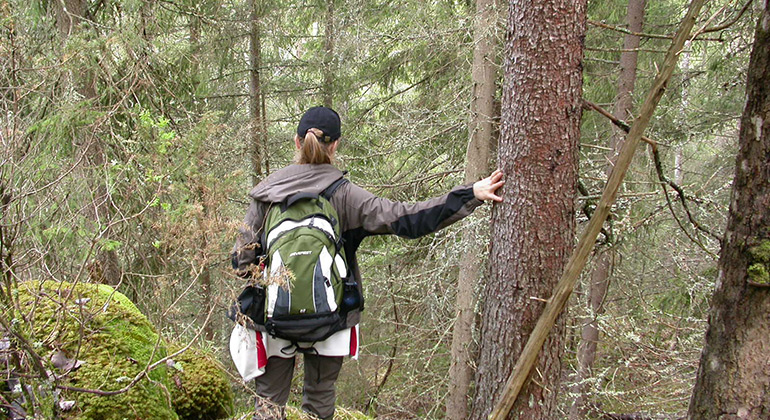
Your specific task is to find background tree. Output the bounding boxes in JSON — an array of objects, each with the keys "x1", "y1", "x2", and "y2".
[
  {"x1": 689, "y1": 0, "x2": 770, "y2": 417},
  {"x1": 469, "y1": 0, "x2": 586, "y2": 418},
  {"x1": 570, "y1": 0, "x2": 645, "y2": 417}
]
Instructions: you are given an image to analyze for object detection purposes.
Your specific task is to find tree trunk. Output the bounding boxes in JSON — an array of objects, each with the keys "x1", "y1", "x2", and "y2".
[
  {"x1": 570, "y1": 1, "x2": 644, "y2": 417},
  {"x1": 249, "y1": 0, "x2": 264, "y2": 186},
  {"x1": 688, "y1": 2, "x2": 770, "y2": 418},
  {"x1": 189, "y1": 13, "x2": 215, "y2": 342},
  {"x1": 469, "y1": 0, "x2": 586, "y2": 418},
  {"x1": 446, "y1": 0, "x2": 499, "y2": 418},
  {"x1": 54, "y1": 0, "x2": 121, "y2": 286},
  {"x1": 322, "y1": 0, "x2": 335, "y2": 108}
]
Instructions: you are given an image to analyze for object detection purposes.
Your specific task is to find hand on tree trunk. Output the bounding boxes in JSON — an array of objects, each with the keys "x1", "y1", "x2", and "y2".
[{"x1": 473, "y1": 169, "x2": 504, "y2": 202}]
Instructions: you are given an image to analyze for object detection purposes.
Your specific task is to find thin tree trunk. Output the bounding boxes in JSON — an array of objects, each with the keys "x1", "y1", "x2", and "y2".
[
  {"x1": 54, "y1": 0, "x2": 121, "y2": 286},
  {"x1": 261, "y1": 90, "x2": 269, "y2": 176},
  {"x1": 189, "y1": 13, "x2": 215, "y2": 342},
  {"x1": 688, "y1": 2, "x2": 770, "y2": 417},
  {"x1": 322, "y1": 0, "x2": 335, "y2": 108},
  {"x1": 469, "y1": 0, "x2": 586, "y2": 418},
  {"x1": 570, "y1": 1, "x2": 644, "y2": 417},
  {"x1": 446, "y1": 0, "x2": 499, "y2": 418},
  {"x1": 249, "y1": 0, "x2": 264, "y2": 186}
]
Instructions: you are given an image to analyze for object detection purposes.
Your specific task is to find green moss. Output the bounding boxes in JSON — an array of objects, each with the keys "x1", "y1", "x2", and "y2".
[
  {"x1": 748, "y1": 240, "x2": 770, "y2": 263},
  {"x1": 16, "y1": 281, "x2": 178, "y2": 420},
  {"x1": 168, "y1": 346, "x2": 234, "y2": 420},
  {"x1": 748, "y1": 263, "x2": 769, "y2": 285},
  {"x1": 747, "y1": 240, "x2": 770, "y2": 286}
]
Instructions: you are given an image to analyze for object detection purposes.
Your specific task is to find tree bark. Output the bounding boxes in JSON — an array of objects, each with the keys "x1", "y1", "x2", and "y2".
[
  {"x1": 571, "y1": 1, "x2": 644, "y2": 417},
  {"x1": 322, "y1": 0, "x2": 335, "y2": 108},
  {"x1": 688, "y1": 2, "x2": 770, "y2": 418},
  {"x1": 446, "y1": 0, "x2": 499, "y2": 418},
  {"x1": 468, "y1": 0, "x2": 586, "y2": 418},
  {"x1": 249, "y1": 0, "x2": 264, "y2": 186}
]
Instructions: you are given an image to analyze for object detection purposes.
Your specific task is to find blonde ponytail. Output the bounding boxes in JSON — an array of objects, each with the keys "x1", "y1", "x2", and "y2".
[{"x1": 296, "y1": 128, "x2": 335, "y2": 165}]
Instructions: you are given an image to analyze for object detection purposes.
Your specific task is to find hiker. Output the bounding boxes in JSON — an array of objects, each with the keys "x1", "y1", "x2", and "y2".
[{"x1": 231, "y1": 106, "x2": 504, "y2": 420}]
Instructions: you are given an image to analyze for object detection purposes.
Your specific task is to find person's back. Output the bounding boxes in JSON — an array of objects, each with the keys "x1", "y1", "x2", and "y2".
[{"x1": 231, "y1": 106, "x2": 504, "y2": 420}]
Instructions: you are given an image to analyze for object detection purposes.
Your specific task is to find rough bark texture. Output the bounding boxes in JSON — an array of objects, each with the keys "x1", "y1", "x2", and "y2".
[
  {"x1": 688, "y1": 2, "x2": 770, "y2": 418},
  {"x1": 469, "y1": 0, "x2": 586, "y2": 418},
  {"x1": 571, "y1": 1, "x2": 644, "y2": 417},
  {"x1": 446, "y1": 0, "x2": 499, "y2": 418}
]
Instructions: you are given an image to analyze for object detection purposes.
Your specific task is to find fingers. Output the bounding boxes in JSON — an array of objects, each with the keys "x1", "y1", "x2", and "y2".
[
  {"x1": 489, "y1": 169, "x2": 503, "y2": 182},
  {"x1": 474, "y1": 169, "x2": 505, "y2": 202}
]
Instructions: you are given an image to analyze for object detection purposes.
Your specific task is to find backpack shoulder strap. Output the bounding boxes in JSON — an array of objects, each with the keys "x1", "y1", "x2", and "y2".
[{"x1": 322, "y1": 176, "x2": 349, "y2": 201}]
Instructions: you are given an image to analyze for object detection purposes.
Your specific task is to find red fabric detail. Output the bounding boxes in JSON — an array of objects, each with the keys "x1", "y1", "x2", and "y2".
[
  {"x1": 256, "y1": 331, "x2": 267, "y2": 369},
  {"x1": 350, "y1": 326, "x2": 358, "y2": 357}
]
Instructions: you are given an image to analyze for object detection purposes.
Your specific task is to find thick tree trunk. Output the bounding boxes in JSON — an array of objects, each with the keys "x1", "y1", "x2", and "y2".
[
  {"x1": 446, "y1": 0, "x2": 499, "y2": 418},
  {"x1": 469, "y1": 0, "x2": 586, "y2": 418},
  {"x1": 688, "y1": 2, "x2": 770, "y2": 418},
  {"x1": 571, "y1": 1, "x2": 644, "y2": 417}
]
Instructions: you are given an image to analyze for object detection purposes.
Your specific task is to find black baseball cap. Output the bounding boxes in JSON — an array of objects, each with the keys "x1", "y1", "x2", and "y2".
[{"x1": 297, "y1": 106, "x2": 341, "y2": 143}]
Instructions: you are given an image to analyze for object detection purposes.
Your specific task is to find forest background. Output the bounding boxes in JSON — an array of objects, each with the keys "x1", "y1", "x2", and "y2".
[{"x1": 0, "y1": 0, "x2": 762, "y2": 418}]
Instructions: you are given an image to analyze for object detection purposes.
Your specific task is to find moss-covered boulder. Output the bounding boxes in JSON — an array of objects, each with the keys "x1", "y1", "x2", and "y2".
[
  {"x1": 169, "y1": 346, "x2": 233, "y2": 419},
  {"x1": 16, "y1": 280, "x2": 178, "y2": 419}
]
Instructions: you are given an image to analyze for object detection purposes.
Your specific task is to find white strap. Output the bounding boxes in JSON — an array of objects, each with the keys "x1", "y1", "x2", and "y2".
[
  {"x1": 266, "y1": 217, "x2": 336, "y2": 248},
  {"x1": 319, "y1": 246, "x2": 337, "y2": 312},
  {"x1": 266, "y1": 250, "x2": 283, "y2": 318},
  {"x1": 334, "y1": 253, "x2": 347, "y2": 278}
]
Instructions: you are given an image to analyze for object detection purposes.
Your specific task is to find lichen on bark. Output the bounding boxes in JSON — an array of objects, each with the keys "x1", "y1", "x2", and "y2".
[{"x1": 747, "y1": 240, "x2": 770, "y2": 285}]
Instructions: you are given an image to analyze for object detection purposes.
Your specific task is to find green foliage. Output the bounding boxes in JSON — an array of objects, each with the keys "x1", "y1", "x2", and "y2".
[
  {"x1": 169, "y1": 346, "x2": 234, "y2": 420},
  {"x1": 1, "y1": 0, "x2": 760, "y2": 417}
]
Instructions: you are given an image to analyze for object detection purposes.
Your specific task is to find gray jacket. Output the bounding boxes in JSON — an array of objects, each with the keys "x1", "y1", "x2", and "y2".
[{"x1": 232, "y1": 163, "x2": 483, "y2": 308}]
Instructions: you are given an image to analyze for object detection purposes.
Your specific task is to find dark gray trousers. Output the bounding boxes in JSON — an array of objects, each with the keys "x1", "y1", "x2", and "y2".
[{"x1": 254, "y1": 355, "x2": 343, "y2": 420}]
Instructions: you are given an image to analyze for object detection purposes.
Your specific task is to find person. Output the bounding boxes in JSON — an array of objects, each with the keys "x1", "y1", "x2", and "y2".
[{"x1": 232, "y1": 106, "x2": 504, "y2": 420}]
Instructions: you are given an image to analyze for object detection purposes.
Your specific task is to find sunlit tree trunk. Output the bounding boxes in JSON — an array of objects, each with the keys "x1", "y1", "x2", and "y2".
[
  {"x1": 570, "y1": 0, "x2": 644, "y2": 417},
  {"x1": 688, "y1": 2, "x2": 770, "y2": 418},
  {"x1": 446, "y1": 0, "x2": 500, "y2": 418},
  {"x1": 469, "y1": 0, "x2": 586, "y2": 418}
]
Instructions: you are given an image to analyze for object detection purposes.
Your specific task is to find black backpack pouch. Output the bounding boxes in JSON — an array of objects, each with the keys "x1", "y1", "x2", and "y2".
[
  {"x1": 227, "y1": 285, "x2": 266, "y2": 329},
  {"x1": 265, "y1": 312, "x2": 346, "y2": 343}
]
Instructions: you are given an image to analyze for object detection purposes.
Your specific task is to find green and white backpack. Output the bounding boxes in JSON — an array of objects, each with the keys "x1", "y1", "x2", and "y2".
[{"x1": 260, "y1": 178, "x2": 357, "y2": 344}]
